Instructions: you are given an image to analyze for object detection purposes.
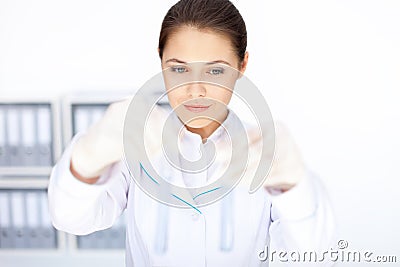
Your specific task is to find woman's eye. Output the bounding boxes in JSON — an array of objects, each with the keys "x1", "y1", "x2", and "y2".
[
  {"x1": 171, "y1": 66, "x2": 187, "y2": 73},
  {"x1": 208, "y1": 68, "x2": 224, "y2": 75}
]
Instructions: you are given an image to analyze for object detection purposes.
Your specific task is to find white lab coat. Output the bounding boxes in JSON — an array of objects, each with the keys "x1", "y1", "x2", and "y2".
[{"x1": 48, "y1": 110, "x2": 336, "y2": 267}]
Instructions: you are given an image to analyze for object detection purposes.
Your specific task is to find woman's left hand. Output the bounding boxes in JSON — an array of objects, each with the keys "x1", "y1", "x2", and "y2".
[{"x1": 247, "y1": 121, "x2": 307, "y2": 192}]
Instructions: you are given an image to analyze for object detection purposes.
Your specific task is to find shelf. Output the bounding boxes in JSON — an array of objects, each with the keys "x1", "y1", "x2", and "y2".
[
  {"x1": 0, "y1": 94, "x2": 128, "y2": 255},
  {"x1": 0, "y1": 178, "x2": 49, "y2": 189},
  {"x1": 0, "y1": 167, "x2": 52, "y2": 177}
]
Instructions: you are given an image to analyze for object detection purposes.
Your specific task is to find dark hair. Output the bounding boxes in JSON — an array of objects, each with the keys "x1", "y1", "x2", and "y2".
[{"x1": 158, "y1": 0, "x2": 247, "y2": 63}]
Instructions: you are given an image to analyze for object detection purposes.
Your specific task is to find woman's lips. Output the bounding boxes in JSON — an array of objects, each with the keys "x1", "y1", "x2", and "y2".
[{"x1": 183, "y1": 104, "x2": 211, "y2": 113}]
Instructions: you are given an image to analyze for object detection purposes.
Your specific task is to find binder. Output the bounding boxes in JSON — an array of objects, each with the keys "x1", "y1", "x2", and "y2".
[
  {"x1": 108, "y1": 213, "x2": 126, "y2": 249},
  {"x1": 77, "y1": 233, "x2": 90, "y2": 249},
  {"x1": 85, "y1": 229, "x2": 109, "y2": 249},
  {"x1": 78, "y1": 231, "x2": 101, "y2": 249},
  {"x1": 10, "y1": 191, "x2": 27, "y2": 248},
  {"x1": 73, "y1": 107, "x2": 90, "y2": 135},
  {"x1": 21, "y1": 107, "x2": 36, "y2": 166},
  {"x1": 25, "y1": 191, "x2": 40, "y2": 248},
  {"x1": 0, "y1": 107, "x2": 6, "y2": 166},
  {"x1": 38, "y1": 191, "x2": 57, "y2": 248},
  {"x1": 6, "y1": 106, "x2": 21, "y2": 166},
  {"x1": 108, "y1": 228, "x2": 120, "y2": 249},
  {"x1": 36, "y1": 106, "x2": 53, "y2": 166},
  {"x1": 90, "y1": 106, "x2": 105, "y2": 126},
  {"x1": 0, "y1": 192, "x2": 12, "y2": 248},
  {"x1": 95, "y1": 230, "x2": 107, "y2": 249},
  {"x1": 77, "y1": 213, "x2": 126, "y2": 249}
]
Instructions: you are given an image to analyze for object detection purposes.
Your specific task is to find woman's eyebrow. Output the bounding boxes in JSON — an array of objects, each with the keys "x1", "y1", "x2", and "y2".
[
  {"x1": 206, "y1": 60, "x2": 231, "y2": 66},
  {"x1": 165, "y1": 58, "x2": 186, "y2": 64},
  {"x1": 164, "y1": 58, "x2": 231, "y2": 66}
]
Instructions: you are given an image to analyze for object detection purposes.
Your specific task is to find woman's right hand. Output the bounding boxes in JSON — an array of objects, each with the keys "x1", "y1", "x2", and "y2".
[
  {"x1": 70, "y1": 95, "x2": 168, "y2": 184},
  {"x1": 70, "y1": 97, "x2": 132, "y2": 183}
]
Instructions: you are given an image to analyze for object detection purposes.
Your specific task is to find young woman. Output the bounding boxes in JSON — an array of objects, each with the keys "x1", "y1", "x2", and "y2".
[{"x1": 48, "y1": 0, "x2": 336, "y2": 266}]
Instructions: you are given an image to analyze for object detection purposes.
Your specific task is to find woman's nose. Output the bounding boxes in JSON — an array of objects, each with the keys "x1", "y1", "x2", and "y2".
[{"x1": 187, "y1": 82, "x2": 206, "y2": 98}]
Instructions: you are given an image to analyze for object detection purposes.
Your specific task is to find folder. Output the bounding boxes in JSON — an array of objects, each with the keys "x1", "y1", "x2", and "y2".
[
  {"x1": 78, "y1": 214, "x2": 126, "y2": 249},
  {"x1": 95, "y1": 230, "x2": 107, "y2": 249},
  {"x1": 0, "y1": 107, "x2": 6, "y2": 166},
  {"x1": 38, "y1": 191, "x2": 57, "y2": 248},
  {"x1": 25, "y1": 191, "x2": 40, "y2": 248},
  {"x1": 108, "y1": 212, "x2": 126, "y2": 249},
  {"x1": 36, "y1": 106, "x2": 53, "y2": 166},
  {"x1": 0, "y1": 192, "x2": 12, "y2": 248},
  {"x1": 10, "y1": 191, "x2": 27, "y2": 248},
  {"x1": 77, "y1": 233, "x2": 91, "y2": 249},
  {"x1": 78, "y1": 231, "x2": 101, "y2": 249},
  {"x1": 95, "y1": 229, "x2": 109, "y2": 249},
  {"x1": 6, "y1": 107, "x2": 21, "y2": 166},
  {"x1": 89, "y1": 106, "x2": 105, "y2": 126},
  {"x1": 73, "y1": 107, "x2": 90, "y2": 135},
  {"x1": 21, "y1": 107, "x2": 36, "y2": 166}
]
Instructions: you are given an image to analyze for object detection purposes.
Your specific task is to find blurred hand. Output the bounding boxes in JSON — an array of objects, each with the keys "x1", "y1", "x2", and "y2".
[
  {"x1": 70, "y1": 97, "x2": 131, "y2": 180},
  {"x1": 247, "y1": 121, "x2": 307, "y2": 192},
  {"x1": 70, "y1": 94, "x2": 170, "y2": 182}
]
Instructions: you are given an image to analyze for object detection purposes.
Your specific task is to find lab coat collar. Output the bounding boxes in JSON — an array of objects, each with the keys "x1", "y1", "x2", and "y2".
[{"x1": 167, "y1": 109, "x2": 238, "y2": 187}]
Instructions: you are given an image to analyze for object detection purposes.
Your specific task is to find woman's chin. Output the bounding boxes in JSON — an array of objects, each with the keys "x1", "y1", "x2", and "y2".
[{"x1": 185, "y1": 118, "x2": 214, "y2": 129}]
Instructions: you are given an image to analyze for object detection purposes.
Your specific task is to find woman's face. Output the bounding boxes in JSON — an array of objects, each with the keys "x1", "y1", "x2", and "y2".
[{"x1": 161, "y1": 26, "x2": 248, "y2": 131}]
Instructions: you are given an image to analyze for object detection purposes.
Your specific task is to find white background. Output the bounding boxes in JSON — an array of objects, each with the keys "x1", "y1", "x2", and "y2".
[{"x1": 1, "y1": 0, "x2": 399, "y2": 266}]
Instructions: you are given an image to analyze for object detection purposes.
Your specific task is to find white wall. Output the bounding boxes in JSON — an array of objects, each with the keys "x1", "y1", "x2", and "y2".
[{"x1": 1, "y1": 0, "x2": 399, "y2": 266}]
